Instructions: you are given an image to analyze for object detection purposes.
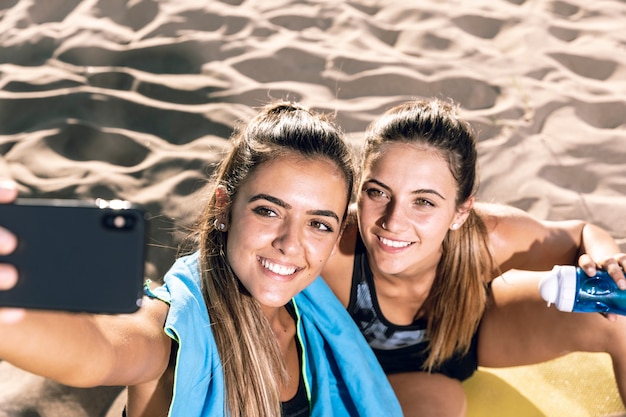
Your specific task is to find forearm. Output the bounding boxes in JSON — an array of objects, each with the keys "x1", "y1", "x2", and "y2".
[
  {"x1": 0, "y1": 298, "x2": 171, "y2": 387},
  {"x1": 0, "y1": 310, "x2": 118, "y2": 386}
]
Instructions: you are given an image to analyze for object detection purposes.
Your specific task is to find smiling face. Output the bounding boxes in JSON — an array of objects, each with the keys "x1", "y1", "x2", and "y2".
[
  {"x1": 357, "y1": 142, "x2": 469, "y2": 280},
  {"x1": 225, "y1": 154, "x2": 349, "y2": 309}
]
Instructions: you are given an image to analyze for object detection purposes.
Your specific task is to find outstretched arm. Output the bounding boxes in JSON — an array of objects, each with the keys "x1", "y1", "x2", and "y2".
[
  {"x1": 477, "y1": 202, "x2": 625, "y2": 288},
  {"x1": 0, "y1": 179, "x2": 172, "y2": 388},
  {"x1": 0, "y1": 296, "x2": 171, "y2": 388}
]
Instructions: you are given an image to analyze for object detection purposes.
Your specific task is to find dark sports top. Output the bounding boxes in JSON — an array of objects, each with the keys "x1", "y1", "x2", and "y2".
[
  {"x1": 346, "y1": 234, "x2": 479, "y2": 381},
  {"x1": 281, "y1": 302, "x2": 310, "y2": 417}
]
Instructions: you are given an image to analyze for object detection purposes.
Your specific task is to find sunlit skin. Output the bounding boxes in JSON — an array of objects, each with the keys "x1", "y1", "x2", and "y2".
[
  {"x1": 226, "y1": 155, "x2": 349, "y2": 315},
  {"x1": 356, "y1": 143, "x2": 471, "y2": 323}
]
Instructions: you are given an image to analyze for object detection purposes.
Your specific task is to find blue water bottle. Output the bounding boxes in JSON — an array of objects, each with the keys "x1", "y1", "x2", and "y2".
[{"x1": 538, "y1": 265, "x2": 626, "y2": 315}]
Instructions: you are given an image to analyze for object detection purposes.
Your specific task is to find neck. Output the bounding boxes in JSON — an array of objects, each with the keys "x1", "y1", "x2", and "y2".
[
  {"x1": 369, "y1": 254, "x2": 439, "y2": 293},
  {"x1": 260, "y1": 304, "x2": 296, "y2": 342},
  {"x1": 368, "y1": 256, "x2": 440, "y2": 324}
]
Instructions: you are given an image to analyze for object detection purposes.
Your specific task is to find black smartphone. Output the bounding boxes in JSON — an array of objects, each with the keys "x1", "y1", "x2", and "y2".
[{"x1": 0, "y1": 198, "x2": 147, "y2": 314}]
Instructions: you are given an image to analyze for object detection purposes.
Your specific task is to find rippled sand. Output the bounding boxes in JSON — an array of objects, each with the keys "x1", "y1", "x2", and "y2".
[{"x1": 0, "y1": 1, "x2": 625, "y2": 415}]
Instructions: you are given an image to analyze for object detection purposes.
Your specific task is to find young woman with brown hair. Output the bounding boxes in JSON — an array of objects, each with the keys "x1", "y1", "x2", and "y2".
[{"x1": 322, "y1": 98, "x2": 626, "y2": 416}]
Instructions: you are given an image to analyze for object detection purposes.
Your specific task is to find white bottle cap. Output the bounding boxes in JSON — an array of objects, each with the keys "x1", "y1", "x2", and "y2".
[{"x1": 538, "y1": 265, "x2": 578, "y2": 312}]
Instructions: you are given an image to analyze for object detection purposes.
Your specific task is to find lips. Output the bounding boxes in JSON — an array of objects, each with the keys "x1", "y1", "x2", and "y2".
[
  {"x1": 378, "y1": 235, "x2": 414, "y2": 249},
  {"x1": 258, "y1": 256, "x2": 300, "y2": 276}
]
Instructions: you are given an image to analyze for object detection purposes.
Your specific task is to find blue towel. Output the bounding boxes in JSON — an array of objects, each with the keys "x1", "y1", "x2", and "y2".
[{"x1": 148, "y1": 252, "x2": 402, "y2": 416}]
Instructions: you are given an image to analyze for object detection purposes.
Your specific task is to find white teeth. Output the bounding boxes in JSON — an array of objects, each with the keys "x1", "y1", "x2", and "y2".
[
  {"x1": 379, "y1": 236, "x2": 413, "y2": 248},
  {"x1": 259, "y1": 258, "x2": 297, "y2": 276}
]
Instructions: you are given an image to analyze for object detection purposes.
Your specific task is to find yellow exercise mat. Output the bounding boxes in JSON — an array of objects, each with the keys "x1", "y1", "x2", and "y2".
[{"x1": 464, "y1": 352, "x2": 625, "y2": 417}]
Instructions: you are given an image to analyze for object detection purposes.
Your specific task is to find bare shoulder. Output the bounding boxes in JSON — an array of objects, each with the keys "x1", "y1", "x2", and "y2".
[
  {"x1": 322, "y1": 221, "x2": 358, "y2": 307},
  {"x1": 473, "y1": 202, "x2": 526, "y2": 231},
  {"x1": 473, "y1": 201, "x2": 584, "y2": 271},
  {"x1": 473, "y1": 201, "x2": 550, "y2": 245}
]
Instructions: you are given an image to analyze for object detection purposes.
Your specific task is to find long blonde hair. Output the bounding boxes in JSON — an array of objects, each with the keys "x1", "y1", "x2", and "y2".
[
  {"x1": 363, "y1": 98, "x2": 493, "y2": 371},
  {"x1": 185, "y1": 101, "x2": 354, "y2": 416}
]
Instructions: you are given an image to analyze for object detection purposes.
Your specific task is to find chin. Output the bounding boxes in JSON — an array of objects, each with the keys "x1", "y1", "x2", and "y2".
[
  {"x1": 379, "y1": 265, "x2": 404, "y2": 276},
  {"x1": 256, "y1": 294, "x2": 294, "y2": 308},
  {"x1": 372, "y1": 256, "x2": 406, "y2": 275}
]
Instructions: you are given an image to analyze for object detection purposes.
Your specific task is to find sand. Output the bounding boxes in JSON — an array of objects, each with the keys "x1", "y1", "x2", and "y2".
[{"x1": 0, "y1": 0, "x2": 625, "y2": 415}]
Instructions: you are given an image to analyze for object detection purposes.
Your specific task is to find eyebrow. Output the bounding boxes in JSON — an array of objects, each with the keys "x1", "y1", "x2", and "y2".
[
  {"x1": 365, "y1": 178, "x2": 446, "y2": 200},
  {"x1": 249, "y1": 194, "x2": 340, "y2": 222}
]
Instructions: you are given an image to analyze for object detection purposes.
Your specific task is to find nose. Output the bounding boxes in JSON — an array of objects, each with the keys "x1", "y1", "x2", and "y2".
[
  {"x1": 380, "y1": 199, "x2": 407, "y2": 233},
  {"x1": 272, "y1": 219, "x2": 303, "y2": 256}
]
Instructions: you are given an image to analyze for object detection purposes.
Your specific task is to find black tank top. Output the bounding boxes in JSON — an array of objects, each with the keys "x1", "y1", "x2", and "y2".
[
  {"x1": 346, "y1": 234, "x2": 479, "y2": 381},
  {"x1": 281, "y1": 301, "x2": 310, "y2": 417}
]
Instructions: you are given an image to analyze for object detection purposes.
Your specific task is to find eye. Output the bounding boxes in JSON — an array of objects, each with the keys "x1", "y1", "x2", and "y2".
[
  {"x1": 414, "y1": 197, "x2": 435, "y2": 207},
  {"x1": 252, "y1": 206, "x2": 278, "y2": 217},
  {"x1": 364, "y1": 187, "x2": 388, "y2": 200},
  {"x1": 310, "y1": 219, "x2": 334, "y2": 233}
]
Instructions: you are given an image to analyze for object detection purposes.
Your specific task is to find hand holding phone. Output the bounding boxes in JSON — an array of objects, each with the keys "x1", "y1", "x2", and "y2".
[
  {"x1": 0, "y1": 181, "x2": 18, "y2": 291},
  {"x1": 0, "y1": 181, "x2": 24, "y2": 322},
  {"x1": 0, "y1": 198, "x2": 147, "y2": 314}
]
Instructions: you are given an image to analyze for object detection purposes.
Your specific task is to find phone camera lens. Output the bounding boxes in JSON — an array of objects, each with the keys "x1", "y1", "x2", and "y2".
[
  {"x1": 102, "y1": 213, "x2": 136, "y2": 231},
  {"x1": 113, "y1": 215, "x2": 126, "y2": 229}
]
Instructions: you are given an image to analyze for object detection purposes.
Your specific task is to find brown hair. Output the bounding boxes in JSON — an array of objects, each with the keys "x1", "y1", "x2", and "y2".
[
  {"x1": 363, "y1": 98, "x2": 493, "y2": 371},
  {"x1": 186, "y1": 101, "x2": 354, "y2": 416}
]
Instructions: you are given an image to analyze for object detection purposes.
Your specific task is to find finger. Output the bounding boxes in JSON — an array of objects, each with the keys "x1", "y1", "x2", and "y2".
[
  {"x1": 0, "y1": 180, "x2": 17, "y2": 203},
  {"x1": 0, "y1": 264, "x2": 17, "y2": 290},
  {"x1": 578, "y1": 253, "x2": 597, "y2": 277},
  {"x1": 0, "y1": 308, "x2": 25, "y2": 324},
  {"x1": 615, "y1": 253, "x2": 626, "y2": 271},
  {"x1": 0, "y1": 227, "x2": 17, "y2": 255},
  {"x1": 604, "y1": 258, "x2": 626, "y2": 290},
  {"x1": 0, "y1": 180, "x2": 23, "y2": 324}
]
